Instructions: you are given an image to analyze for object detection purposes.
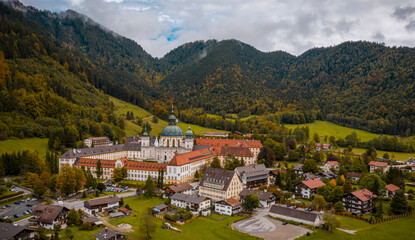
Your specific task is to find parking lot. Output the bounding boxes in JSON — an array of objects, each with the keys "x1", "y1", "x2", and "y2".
[
  {"x1": 104, "y1": 183, "x2": 133, "y2": 193},
  {"x1": 0, "y1": 198, "x2": 41, "y2": 220}
]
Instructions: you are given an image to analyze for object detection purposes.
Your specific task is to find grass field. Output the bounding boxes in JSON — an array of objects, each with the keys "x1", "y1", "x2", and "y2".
[
  {"x1": 298, "y1": 212, "x2": 415, "y2": 240},
  {"x1": 0, "y1": 138, "x2": 48, "y2": 160},
  {"x1": 284, "y1": 120, "x2": 381, "y2": 142},
  {"x1": 60, "y1": 226, "x2": 104, "y2": 240},
  {"x1": 108, "y1": 196, "x2": 255, "y2": 240},
  {"x1": 347, "y1": 148, "x2": 414, "y2": 161},
  {"x1": 110, "y1": 96, "x2": 227, "y2": 137}
]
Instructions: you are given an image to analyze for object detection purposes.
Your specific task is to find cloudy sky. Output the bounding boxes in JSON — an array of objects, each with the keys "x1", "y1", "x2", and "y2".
[{"x1": 20, "y1": 0, "x2": 415, "y2": 58}]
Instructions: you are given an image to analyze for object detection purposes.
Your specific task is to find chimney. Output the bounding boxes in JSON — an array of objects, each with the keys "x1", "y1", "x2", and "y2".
[
  {"x1": 211, "y1": 171, "x2": 214, "y2": 176},
  {"x1": 222, "y1": 170, "x2": 224, "y2": 174},
  {"x1": 105, "y1": 227, "x2": 108, "y2": 232}
]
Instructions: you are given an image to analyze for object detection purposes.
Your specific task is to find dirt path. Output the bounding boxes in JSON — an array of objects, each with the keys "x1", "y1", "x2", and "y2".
[
  {"x1": 99, "y1": 217, "x2": 137, "y2": 240},
  {"x1": 337, "y1": 228, "x2": 357, "y2": 234}
]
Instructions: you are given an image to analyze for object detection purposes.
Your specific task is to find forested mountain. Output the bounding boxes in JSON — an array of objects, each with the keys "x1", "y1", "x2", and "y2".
[
  {"x1": 0, "y1": 2, "x2": 126, "y2": 148},
  {"x1": 1, "y1": 1, "x2": 415, "y2": 138}
]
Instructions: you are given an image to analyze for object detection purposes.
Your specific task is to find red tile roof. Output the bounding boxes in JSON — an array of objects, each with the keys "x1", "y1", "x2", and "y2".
[
  {"x1": 369, "y1": 161, "x2": 388, "y2": 167},
  {"x1": 301, "y1": 179, "x2": 326, "y2": 189},
  {"x1": 327, "y1": 161, "x2": 339, "y2": 167},
  {"x1": 118, "y1": 207, "x2": 132, "y2": 214},
  {"x1": 347, "y1": 172, "x2": 362, "y2": 178},
  {"x1": 351, "y1": 189, "x2": 377, "y2": 202},
  {"x1": 225, "y1": 198, "x2": 241, "y2": 207},
  {"x1": 76, "y1": 158, "x2": 166, "y2": 171},
  {"x1": 213, "y1": 146, "x2": 253, "y2": 157},
  {"x1": 385, "y1": 184, "x2": 400, "y2": 192},
  {"x1": 196, "y1": 138, "x2": 263, "y2": 148},
  {"x1": 168, "y1": 148, "x2": 215, "y2": 166}
]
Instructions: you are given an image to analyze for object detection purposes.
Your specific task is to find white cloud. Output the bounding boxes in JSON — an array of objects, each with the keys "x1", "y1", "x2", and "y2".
[{"x1": 20, "y1": 0, "x2": 415, "y2": 57}]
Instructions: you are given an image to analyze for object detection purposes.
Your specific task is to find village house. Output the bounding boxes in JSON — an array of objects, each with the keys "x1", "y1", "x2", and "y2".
[
  {"x1": 84, "y1": 137, "x2": 111, "y2": 148},
  {"x1": 369, "y1": 161, "x2": 389, "y2": 173},
  {"x1": 239, "y1": 189, "x2": 276, "y2": 208},
  {"x1": 152, "y1": 204, "x2": 169, "y2": 214},
  {"x1": 170, "y1": 193, "x2": 211, "y2": 212},
  {"x1": 0, "y1": 222, "x2": 37, "y2": 240},
  {"x1": 315, "y1": 143, "x2": 331, "y2": 151},
  {"x1": 293, "y1": 164, "x2": 303, "y2": 175},
  {"x1": 269, "y1": 205, "x2": 322, "y2": 226},
  {"x1": 199, "y1": 168, "x2": 244, "y2": 202},
  {"x1": 162, "y1": 182, "x2": 194, "y2": 197},
  {"x1": 268, "y1": 168, "x2": 286, "y2": 183},
  {"x1": 347, "y1": 172, "x2": 362, "y2": 181},
  {"x1": 235, "y1": 164, "x2": 270, "y2": 188},
  {"x1": 214, "y1": 198, "x2": 241, "y2": 216},
  {"x1": 385, "y1": 184, "x2": 400, "y2": 198},
  {"x1": 118, "y1": 207, "x2": 132, "y2": 216},
  {"x1": 94, "y1": 227, "x2": 126, "y2": 240},
  {"x1": 343, "y1": 189, "x2": 377, "y2": 213},
  {"x1": 295, "y1": 179, "x2": 326, "y2": 198},
  {"x1": 322, "y1": 161, "x2": 339, "y2": 172},
  {"x1": 84, "y1": 196, "x2": 121, "y2": 215},
  {"x1": 32, "y1": 204, "x2": 69, "y2": 230}
]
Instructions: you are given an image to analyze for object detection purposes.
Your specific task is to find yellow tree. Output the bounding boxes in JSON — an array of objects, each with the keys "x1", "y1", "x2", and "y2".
[{"x1": 330, "y1": 179, "x2": 337, "y2": 187}]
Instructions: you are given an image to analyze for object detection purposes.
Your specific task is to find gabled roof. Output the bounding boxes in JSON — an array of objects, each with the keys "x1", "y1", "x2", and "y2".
[
  {"x1": 168, "y1": 148, "x2": 214, "y2": 166},
  {"x1": 293, "y1": 164, "x2": 303, "y2": 171},
  {"x1": 350, "y1": 189, "x2": 377, "y2": 202},
  {"x1": 269, "y1": 205, "x2": 319, "y2": 222},
  {"x1": 60, "y1": 144, "x2": 131, "y2": 158},
  {"x1": 94, "y1": 227, "x2": 126, "y2": 240},
  {"x1": 153, "y1": 204, "x2": 169, "y2": 210},
  {"x1": 239, "y1": 189, "x2": 274, "y2": 201},
  {"x1": 214, "y1": 146, "x2": 254, "y2": 158},
  {"x1": 216, "y1": 197, "x2": 241, "y2": 207},
  {"x1": 32, "y1": 204, "x2": 68, "y2": 224},
  {"x1": 200, "y1": 167, "x2": 238, "y2": 191},
  {"x1": 269, "y1": 169, "x2": 287, "y2": 176},
  {"x1": 347, "y1": 172, "x2": 362, "y2": 178},
  {"x1": 385, "y1": 184, "x2": 400, "y2": 192},
  {"x1": 85, "y1": 196, "x2": 121, "y2": 208},
  {"x1": 369, "y1": 161, "x2": 388, "y2": 167},
  {"x1": 0, "y1": 222, "x2": 36, "y2": 239},
  {"x1": 195, "y1": 138, "x2": 263, "y2": 148},
  {"x1": 171, "y1": 193, "x2": 209, "y2": 205},
  {"x1": 236, "y1": 164, "x2": 268, "y2": 178},
  {"x1": 301, "y1": 179, "x2": 326, "y2": 189},
  {"x1": 163, "y1": 182, "x2": 193, "y2": 193},
  {"x1": 118, "y1": 207, "x2": 132, "y2": 214},
  {"x1": 326, "y1": 161, "x2": 339, "y2": 167}
]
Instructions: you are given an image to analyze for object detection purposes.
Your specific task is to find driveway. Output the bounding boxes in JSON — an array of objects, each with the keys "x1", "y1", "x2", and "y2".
[{"x1": 233, "y1": 207, "x2": 310, "y2": 240}]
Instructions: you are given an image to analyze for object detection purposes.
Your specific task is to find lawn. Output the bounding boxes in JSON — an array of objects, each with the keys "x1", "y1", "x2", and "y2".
[
  {"x1": 0, "y1": 138, "x2": 48, "y2": 160},
  {"x1": 109, "y1": 196, "x2": 256, "y2": 240},
  {"x1": 298, "y1": 212, "x2": 415, "y2": 240},
  {"x1": 60, "y1": 225, "x2": 104, "y2": 240},
  {"x1": 110, "y1": 96, "x2": 227, "y2": 137},
  {"x1": 284, "y1": 120, "x2": 381, "y2": 142},
  {"x1": 273, "y1": 161, "x2": 299, "y2": 168},
  {"x1": 346, "y1": 148, "x2": 414, "y2": 161}
]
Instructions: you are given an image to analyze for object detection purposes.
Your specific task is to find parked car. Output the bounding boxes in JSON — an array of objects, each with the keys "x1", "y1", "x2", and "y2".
[
  {"x1": 31, "y1": 198, "x2": 37, "y2": 201},
  {"x1": 26, "y1": 204, "x2": 33, "y2": 207},
  {"x1": 5, "y1": 205, "x2": 11, "y2": 208},
  {"x1": 14, "y1": 201, "x2": 20, "y2": 205},
  {"x1": 282, "y1": 222, "x2": 288, "y2": 225},
  {"x1": 293, "y1": 206, "x2": 298, "y2": 209},
  {"x1": 13, "y1": 214, "x2": 21, "y2": 218},
  {"x1": 0, "y1": 206, "x2": 6, "y2": 209},
  {"x1": 286, "y1": 204, "x2": 291, "y2": 207},
  {"x1": 58, "y1": 201, "x2": 63, "y2": 206}
]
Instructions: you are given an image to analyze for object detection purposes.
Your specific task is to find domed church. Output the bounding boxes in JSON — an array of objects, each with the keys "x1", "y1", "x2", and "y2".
[{"x1": 140, "y1": 108, "x2": 194, "y2": 163}]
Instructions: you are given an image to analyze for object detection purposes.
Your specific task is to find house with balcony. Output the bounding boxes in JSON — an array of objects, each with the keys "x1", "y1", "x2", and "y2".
[
  {"x1": 343, "y1": 189, "x2": 377, "y2": 213},
  {"x1": 322, "y1": 161, "x2": 339, "y2": 172},
  {"x1": 385, "y1": 184, "x2": 400, "y2": 198},
  {"x1": 295, "y1": 179, "x2": 326, "y2": 198},
  {"x1": 235, "y1": 164, "x2": 270, "y2": 189},
  {"x1": 84, "y1": 196, "x2": 121, "y2": 215},
  {"x1": 214, "y1": 198, "x2": 241, "y2": 216},
  {"x1": 170, "y1": 193, "x2": 210, "y2": 212}
]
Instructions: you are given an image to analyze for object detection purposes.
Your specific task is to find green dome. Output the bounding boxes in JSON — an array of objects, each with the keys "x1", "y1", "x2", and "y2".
[
  {"x1": 161, "y1": 125, "x2": 184, "y2": 137},
  {"x1": 161, "y1": 109, "x2": 184, "y2": 137},
  {"x1": 185, "y1": 126, "x2": 193, "y2": 139}
]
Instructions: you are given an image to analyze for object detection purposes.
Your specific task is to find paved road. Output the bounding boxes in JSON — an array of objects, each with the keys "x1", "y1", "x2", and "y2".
[{"x1": 234, "y1": 207, "x2": 275, "y2": 233}]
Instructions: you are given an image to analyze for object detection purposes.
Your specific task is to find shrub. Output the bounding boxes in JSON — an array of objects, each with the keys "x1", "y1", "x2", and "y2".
[{"x1": 80, "y1": 222, "x2": 93, "y2": 231}]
